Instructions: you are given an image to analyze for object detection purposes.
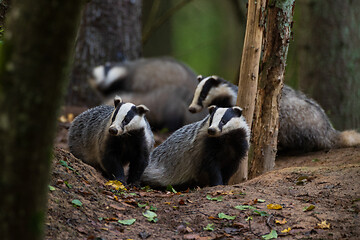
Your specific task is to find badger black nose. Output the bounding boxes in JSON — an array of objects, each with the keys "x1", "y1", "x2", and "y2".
[
  {"x1": 109, "y1": 127, "x2": 118, "y2": 135},
  {"x1": 188, "y1": 106, "x2": 197, "y2": 113},
  {"x1": 208, "y1": 128, "x2": 216, "y2": 136}
]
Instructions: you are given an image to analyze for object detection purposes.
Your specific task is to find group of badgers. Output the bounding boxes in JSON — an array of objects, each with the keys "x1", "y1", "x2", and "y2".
[{"x1": 68, "y1": 57, "x2": 360, "y2": 188}]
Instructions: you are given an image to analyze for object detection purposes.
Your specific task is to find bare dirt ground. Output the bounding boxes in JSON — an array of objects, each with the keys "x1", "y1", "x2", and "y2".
[{"x1": 48, "y1": 119, "x2": 360, "y2": 240}]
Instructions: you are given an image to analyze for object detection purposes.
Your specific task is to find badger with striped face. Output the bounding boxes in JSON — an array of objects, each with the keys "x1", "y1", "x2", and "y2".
[
  {"x1": 68, "y1": 96, "x2": 154, "y2": 185},
  {"x1": 141, "y1": 106, "x2": 250, "y2": 188},
  {"x1": 188, "y1": 75, "x2": 237, "y2": 114},
  {"x1": 189, "y1": 75, "x2": 360, "y2": 152}
]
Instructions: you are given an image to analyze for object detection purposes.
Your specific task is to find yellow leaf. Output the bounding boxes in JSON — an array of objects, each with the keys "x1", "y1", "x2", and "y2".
[
  {"x1": 164, "y1": 202, "x2": 171, "y2": 205},
  {"x1": 59, "y1": 115, "x2": 67, "y2": 123},
  {"x1": 267, "y1": 204, "x2": 283, "y2": 210},
  {"x1": 316, "y1": 220, "x2": 330, "y2": 229},
  {"x1": 281, "y1": 227, "x2": 291, "y2": 233},
  {"x1": 67, "y1": 113, "x2": 74, "y2": 122},
  {"x1": 275, "y1": 218, "x2": 287, "y2": 225},
  {"x1": 105, "y1": 180, "x2": 127, "y2": 191}
]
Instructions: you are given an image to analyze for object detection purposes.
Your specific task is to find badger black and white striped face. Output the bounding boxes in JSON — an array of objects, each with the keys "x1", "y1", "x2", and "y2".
[
  {"x1": 91, "y1": 63, "x2": 128, "y2": 91},
  {"x1": 109, "y1": 96, "x2": 149, "y2": 136},
  {"x1": 207, "y1": 106, "x2": 250, "y2": 139},
  {"x1": 188, "y1": 75, "x2": 237, "y2": 113}
]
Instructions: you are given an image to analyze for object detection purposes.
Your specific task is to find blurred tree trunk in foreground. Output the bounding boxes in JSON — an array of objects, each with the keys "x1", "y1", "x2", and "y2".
[
  {"x1": 0, "y1": 0, "x2": 85, "y2": 239},
  {"x1": 249, "y1": 0, "x2": 295, "y2": 179},
  {"x1": 0, "y1": 0, "x2": 10, "y2": 27},
  {"x1": 297, "y1": 0, "x2": 360, "y2": 130},
  {"x1": 66, "y1": 0, "x2": 142, "y2": 107},
  {"x1": 229, "y1": 0, "x2": 266, "y2": 184}
]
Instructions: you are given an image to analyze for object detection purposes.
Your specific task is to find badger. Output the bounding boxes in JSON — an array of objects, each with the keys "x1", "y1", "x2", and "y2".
[
  {"x1": 68, "y1": 96, "x2": 154, "y2": 185},
  {"x1": 141, "y1": 106, "x2": 250, "y2": 188},
  {"x1": 89, "y1": 57, "x2": 207, "y2": 131},
  {"x1": 189, "y1": 75, "x2": 360, "y2": 152}
]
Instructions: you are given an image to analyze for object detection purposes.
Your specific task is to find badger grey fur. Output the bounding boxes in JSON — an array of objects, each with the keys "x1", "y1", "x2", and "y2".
[
  {"x1": 141, "y1": 106, "x2": 250, "y2": 188},
  {"x1": 90, "y1": 57, "x2": 207, "y2": 131},
  {"x1": 68, "y1": 97, "x2": 154, "y2": 184},
  {"x1": 189, "y1": 75, "x2": 360, "y2": 152}
]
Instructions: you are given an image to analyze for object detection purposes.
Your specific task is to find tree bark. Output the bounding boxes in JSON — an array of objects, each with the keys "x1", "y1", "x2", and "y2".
[
  {"x1": 229, "y1": 0, "x2": 266, "y2": 184},
  {"x1": 0, "y1": 0, "x2": 10, "y2": 28},
  {"x1": 249, "y1": 0, "x2": 295, "y2": 179},
  {"x1": 0, "y1": 0, "x2": 85, "y2": 239},
  {"x1": 296, "y1": 0, "x2": 360, "y2": 130},
  {"x1": 66, "y1": 0, "x2": 142, "y2": 107}
]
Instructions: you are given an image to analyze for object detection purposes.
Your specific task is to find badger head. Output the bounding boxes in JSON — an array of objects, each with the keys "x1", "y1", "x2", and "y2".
[
  {"x1": 207, "y1": 105, "x2": 250, "y2": 139},
  {"x1": 108, "y1": 96, "x2": 150, "y2": 136},
  {"x1": 188, "y1": 75, "x2": 237, "y2": 113},
  {"x1": 89, "y1": 63, "x2": 128, "y2": 94}
]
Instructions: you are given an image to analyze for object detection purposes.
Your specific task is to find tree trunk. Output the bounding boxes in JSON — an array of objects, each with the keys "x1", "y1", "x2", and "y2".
[
  {"x1": 66, "y1": 0, "x2": 142, "y2": 107},
  {"x1": 229, "y1": 0, "x2": 266, "y2": 184},
  {"x1": 0, "y1": 0, "x2": 10, "y2": 27},
  {"x1": 0, "y1": 0, "x2": 85, "y2": 239},
  {"x1": 296, "y1": 0, "x2": 360, "y2": 130},
  {"x1": 249, "y1": 0, "x2": 295, "y2": 179}
]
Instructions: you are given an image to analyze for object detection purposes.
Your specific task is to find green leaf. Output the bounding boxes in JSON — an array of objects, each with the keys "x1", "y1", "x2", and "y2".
[
  {"x1": 166, "y1": 185, "x2": 177, "y2": 193},
  {"x1": 48, "y1": 185, "x2": 55, "y2": 191},
  {"x1": 235, "y1": 205, "x2": 256, "y2": 210},
  {"x1": 150, "y1": 205, "x2": 157, "y2": 211},
  {"x1": 254, "y1": 210, "x2": 269, "y2": 216},
  {"x1": 262, "y1": 229, "x2": 278, "y2": 239},
  {"x1": 118, "y1": 219, "x2": 136, "y2": 225},
  {"x1": 245, "y1": 216, "x2": 253, "y2": 221},
  {"x1": 138, "y1": 203, "x2": 147, "y2": 208},
  {"x1": 60, "y1": 160, "x2": 75, "y2": 171},
  {"x1": 303, "y1": 205, "x2": 315, "y2": 212},
  {"x1": 312, "y1": 158, "x2": 319, "y2": 162},
  {"x1": 98, "y1": 217, "x2": 103, "y2": 221},
  {"x1": 257, "y1": 199, "x2": 266, "y2": 203},
  {"x1": 218, "y1": 213, "x2": 236, "y2": 220},
  {"x1": 64, "y1": 181, "x2": 72, "y2": 189},
  {"x1": 143, "y1": 210, "x2": 158, "y2": 222},
  {"x1": 203, "y1": 223, "x2": 214, "y2": 231},
  {"x1": 72, "y1": 199, "x2": 82, "y2": 207},
  {"x1": 206, "y1": 195, "x2": 223, "y2": 201}
]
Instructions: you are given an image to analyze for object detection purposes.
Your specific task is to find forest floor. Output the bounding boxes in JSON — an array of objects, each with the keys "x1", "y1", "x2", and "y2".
[{"x1": 48, "y1": 117, "x2": 360, "y2": 240}]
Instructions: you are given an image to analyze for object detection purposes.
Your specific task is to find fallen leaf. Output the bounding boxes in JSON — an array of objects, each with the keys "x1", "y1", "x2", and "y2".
[
  {"x1": 166, "y1": 185, "x2": 177, "y2": 193},
  {"x1": 281, "y1": 227, "x2": 291, "y2": 233},
  {"x1": 244, "y1": 199, "x2": 258, "y2": 205},
  {"x1": 315, "y1": 220, "x2": 330, "y2": 229},
  {"x1": 118, "y1": 219, "x2": 136, "y2": 225},
  {"x1": 275, "y1": 218, "x2": 287, "y2": 225},
  {"x1": 110, "y1": 204, "x2": 126, "y2": 211},
  {"x1": 262, "y1": 229, "x2": 278, "y2": 239},
  {"x1": 142, "y1": 210, "x2": 158, "y2": 222},
  {"x1": 179, "y1": 199, "x2": 186, "y2": 205},
  {"x1": 235, "y1": 205, "x2": 256, "y2": 210},
  {"x1": 218, "y1": 213, "x2": 236, "y2": 220},
  {"x1": 48, "y1": 185, "x2": 55, "y2": 191},
  {"x1": 105, "y1": 180, "x2": 127, "y2": 191},
  {"x1": 257, "y1": 199, "x2": 266, "y2": 203},
  {"x1": 253, "y1": 210, "x2": 269, "y2": 216},
  {"x1": 267, "y1": 204, "x2": 282, "y2": 210},
  {"x1": 203, "y1": 223, "x2": 214, "y2": 231},
  {"x1": 206, "y1": 195, "x2": 223, "y2": 201},
  {"x1": 303, "y1": 205, "x2": 315, "y2": 212},
  {"x1": 71, "y1": 199, "x2": 82, "y2": 207},
  {"x1": 164, "y1": 202, "x2": 171, "y2": 205}
]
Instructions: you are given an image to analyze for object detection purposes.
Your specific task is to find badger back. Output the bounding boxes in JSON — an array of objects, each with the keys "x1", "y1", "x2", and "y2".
[{"x1": 189, "y1": 75, "x2": 238, "y2": 114}]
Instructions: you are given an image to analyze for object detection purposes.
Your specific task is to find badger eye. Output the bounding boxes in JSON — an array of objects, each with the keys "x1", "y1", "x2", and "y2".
[
  {"x1": 123, "y1": 116, "x2": 131, "y2": 125},
  {"x1": 220, "y1": 120, "x2": 226, "y2": 125}
]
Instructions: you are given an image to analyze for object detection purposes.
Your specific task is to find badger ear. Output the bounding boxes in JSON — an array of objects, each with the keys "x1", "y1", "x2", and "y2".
[
  {"x1": 208, "y1": 105, "x2": 217, "y2": 114},
  {"x1": 136, "y1": 104, "x2": 149, "y2": 115},
  {"x1": 233, "y1": 106, "x2": 243, "y2": 116},
  {"x1": 197, "y1": 75, "x2": 203, "y2": 82},
  {"x1": 114, "y1": 96, "x2": 122, "y2": 108}
]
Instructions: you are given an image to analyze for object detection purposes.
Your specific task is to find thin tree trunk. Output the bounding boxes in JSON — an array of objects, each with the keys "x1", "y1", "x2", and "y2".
[
  {"x1": 249, "y1": 0, "x2": 295, "y2": 179},
  {"x1": 66, "y1": 0, "x2": 142, "y2": 107},
  {"x1": 229, "y1": 0, "x2": 266, "y2": 184},
  {"x1": 0, "y1": 0, "x2": 85, "y2": 239},
  {"x1": 0, "y1": 0, "x2": 10, "y2": 27},
  {"x1": 297, "y1": 0, "x2": 360, "y2": 130}
]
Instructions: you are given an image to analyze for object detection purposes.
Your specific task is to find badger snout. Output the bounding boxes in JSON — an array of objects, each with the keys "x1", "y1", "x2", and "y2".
[
  {"x1": 207, "y1": 128, "x2": 217, "y2": 136},
  {"x1": 188, "y1": 104, "x2": 201, "y2": 113},
  {"x1": 109, "y1": 127, "x2": 118, "y2": 135}
]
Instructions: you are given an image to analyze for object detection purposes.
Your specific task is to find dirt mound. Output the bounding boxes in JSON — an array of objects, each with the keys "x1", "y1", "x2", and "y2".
[{"x1": 46, "y1": 146, "x2": 360, "y2": 239}]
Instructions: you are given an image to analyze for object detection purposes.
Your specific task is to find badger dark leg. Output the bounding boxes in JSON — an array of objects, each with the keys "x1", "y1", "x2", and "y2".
[
  {"x1": 204, "y1": 161, "x2": 223, "y2": 186},
  {"x1": 127, "y1": 152, "x2": 149, "y2": 185},
  {"x1": 102, "y1": 153, "x2": 126, "y2": 183}
]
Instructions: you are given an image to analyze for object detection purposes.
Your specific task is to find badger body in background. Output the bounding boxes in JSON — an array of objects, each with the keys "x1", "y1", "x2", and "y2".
[
  {"x1": 189, "y1": 75, "x2": 360, "y2": 152},
  {"x1": 68, "y1": 96, "x2": 154, "y2": 185},
  {"x1": 90, "y1": 57, "x2": 207, "y2": 131},
  {"x1": 141, "y1": 106, "x2": 250, "y2": 188}
]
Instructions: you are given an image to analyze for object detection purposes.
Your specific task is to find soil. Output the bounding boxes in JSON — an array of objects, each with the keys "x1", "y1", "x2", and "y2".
[{"x1": 47, "y1": 118, "x2": 360, "y2": 240}]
